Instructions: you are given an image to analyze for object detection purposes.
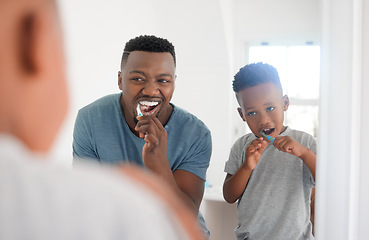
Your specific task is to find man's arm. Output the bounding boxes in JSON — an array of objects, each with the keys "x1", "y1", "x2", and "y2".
[
  {"x1": 117, "y1": 165, "x2": 205, "y2": 239},
  {"x1": 173, "y1": 170, "x2": 205, "y2": 213},
  {"x1": 136, "y1": 116, "x2": 209, "y2": 214}
]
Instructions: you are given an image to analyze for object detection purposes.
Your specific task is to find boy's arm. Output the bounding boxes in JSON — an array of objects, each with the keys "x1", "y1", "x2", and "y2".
[
  {"x1": 223, "y1": 168, "x2": 252, "y2": 203},
  {"x1": 299, "y1": 148, "x2": 316, "y2": 180},
  {"x1": 223, "y1": 138, "x2": 268, "y2": 203},
  {"x1": 273, "y1": 136, "x2": 316, "y2": 180},
  {"x1": 310, "y1": 187, "x2": 315, "y2": 235}
]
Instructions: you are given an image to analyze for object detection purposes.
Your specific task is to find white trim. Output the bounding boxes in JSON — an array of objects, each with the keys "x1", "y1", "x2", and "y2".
[
  {"x1": 289, "y1": 98, "x2": 319, "y2": 106},
  {"x1": 316, "y1": 0, "x2": 368, "y2": 239},
  {"x1": 348, "y1": 0, "x2": 362, "y2": 239}
]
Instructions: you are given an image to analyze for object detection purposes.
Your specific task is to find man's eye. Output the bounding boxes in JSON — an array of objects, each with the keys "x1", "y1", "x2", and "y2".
[
  {"x1": 247, "y1": 112, "x2": 256, "y2": 116},
  {"x1": 266, "y1": 107, "x2": 275, "y2": 112},
  {"x1": 158, "y1": 79, "x2": 170, "y2": 83},
  {"x1": 132, "y1": 77, "x2": 144, "y2": 82}
]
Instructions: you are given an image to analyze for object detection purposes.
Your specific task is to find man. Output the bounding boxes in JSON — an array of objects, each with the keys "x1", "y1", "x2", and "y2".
[
  {"x1": 0, "y1": 0, "x2": 204, "y2": 239},
  {"x1": 73, "y1": 35, "x2": 212, "y2": 236}
]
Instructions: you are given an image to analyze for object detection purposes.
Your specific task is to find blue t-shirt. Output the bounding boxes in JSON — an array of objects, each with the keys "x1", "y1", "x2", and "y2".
[{"x1": 73, "y1": 93, "x2": 212, "y2": 181}]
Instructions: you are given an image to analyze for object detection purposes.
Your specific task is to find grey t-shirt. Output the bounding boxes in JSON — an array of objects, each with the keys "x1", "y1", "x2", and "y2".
[{"x1": 224, "y1": 127, "x2": 316, "y2": 240}]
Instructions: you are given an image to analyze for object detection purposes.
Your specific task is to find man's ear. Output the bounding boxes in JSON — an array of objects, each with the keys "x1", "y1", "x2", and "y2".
[
  {"x1": 118, "y1": 71, "x2": 123, "y2": 90},
  {"x1": 237, "y1": 107, "x2": 246, "y2": 122},
  {"x1": 19, "y1": 13, "x2": 39, "y2": 74},
  {"x1": 172, "y1": 74, "x2": 177, "y2": 92},
  {"x1": 283, "y1": 95, "x2": 290, "y2": 111}
]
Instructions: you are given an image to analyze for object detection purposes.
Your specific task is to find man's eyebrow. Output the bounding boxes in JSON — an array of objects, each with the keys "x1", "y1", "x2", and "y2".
[
  {"x1": 157, "y1": 73, "x2": 174, "y2": 78},
  {"x1": 129, "y1": 70, "x2": 146, "y2": 76},
  {"x1": 129, "y1": 71, "x2": 173, "y2": 78}
]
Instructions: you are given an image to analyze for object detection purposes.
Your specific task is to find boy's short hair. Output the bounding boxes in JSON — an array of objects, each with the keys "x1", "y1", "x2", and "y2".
[
  {"x1": 232, "y1": 62, "x2": 282, "y2": 93},
  {"x1": 121, "y1": 35, "x2": 176, "y2": 68}
]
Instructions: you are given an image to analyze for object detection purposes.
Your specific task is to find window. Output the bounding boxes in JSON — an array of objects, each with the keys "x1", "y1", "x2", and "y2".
[{"x1": 248, "y1": 44, "x2": 320, "y2": 137}]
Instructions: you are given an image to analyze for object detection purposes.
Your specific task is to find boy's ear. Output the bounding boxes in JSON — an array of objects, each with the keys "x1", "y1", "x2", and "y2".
[
  {"x1": 237, "y1": 107, "x2": 246, "y2": 122},
  {"x1": 283, "y1": 95, "x2": 290, "y2": 111}
]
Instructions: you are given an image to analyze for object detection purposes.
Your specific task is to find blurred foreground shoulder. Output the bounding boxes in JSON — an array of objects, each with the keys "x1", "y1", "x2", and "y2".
[{"x1": 0, "y1": 139, "x2": 204, "y2": 240}]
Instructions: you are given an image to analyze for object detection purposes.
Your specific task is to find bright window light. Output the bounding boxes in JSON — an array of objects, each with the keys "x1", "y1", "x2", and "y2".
[{"x1": 248, "y1": 45, "x2": 320, "y2": 136}]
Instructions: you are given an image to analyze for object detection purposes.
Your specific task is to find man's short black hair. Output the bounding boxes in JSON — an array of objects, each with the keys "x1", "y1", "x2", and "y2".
[
  {"x1": 120, "y1": 35, "x2": 176, "y2": 68},
  {"x1": 232, "y1": 62, "x2": 282, "y2": 93}
]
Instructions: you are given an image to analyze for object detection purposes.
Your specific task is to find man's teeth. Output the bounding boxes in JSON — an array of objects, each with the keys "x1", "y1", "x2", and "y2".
[{"x1": 139, "y1": 101, "x2": 159, "y2": 107}]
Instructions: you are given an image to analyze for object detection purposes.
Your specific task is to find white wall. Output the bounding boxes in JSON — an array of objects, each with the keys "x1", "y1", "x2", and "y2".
[
  {"x1": 54, "y1": 0, "x2": 320, "y2": 186},
  {"x1": 316, "y1": 0, "x2": 369, "y2": 239},
  {"x1": 231, "y1": 0, "x2": 321, "y2": 144},
  {"x1": 52, "y1": 0, "x2": 369, "y2": 239},
  {"x1": 54, "y1": 0, "x2": 232, "y2": 187},
  {"x1": 202, "y1": 1, "x2": 321, "y2": 239}
]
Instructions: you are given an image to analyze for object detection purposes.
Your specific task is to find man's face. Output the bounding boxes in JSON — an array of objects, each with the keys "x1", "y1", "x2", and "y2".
[
  {"x1": 237, "y1": 82, "x2": 289, "y2": 139},
  {"x1": 118, "y1": 51, "x2": 175, "y2": 128}
]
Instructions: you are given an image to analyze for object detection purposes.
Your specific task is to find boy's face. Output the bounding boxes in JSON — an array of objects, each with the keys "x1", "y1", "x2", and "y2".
[{"x1": 237, "y1": 82, "x2": 289, "y2": 139}]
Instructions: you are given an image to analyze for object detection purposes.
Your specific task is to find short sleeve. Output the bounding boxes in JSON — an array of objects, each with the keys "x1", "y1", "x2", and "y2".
[
  {"x1": 176, "y1": 131, "x2": 212, "y2": 181},
  {"x1": 224, "y1": 136, "x2": 249, "y2": 176},
  {"x1": 72, "y1": 109, "x2": 99, "y2": 162}
]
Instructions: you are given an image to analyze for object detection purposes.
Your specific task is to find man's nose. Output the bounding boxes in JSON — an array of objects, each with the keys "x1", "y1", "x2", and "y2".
[{"x1": 142, "y1": 81, "x2": 159, "y2": 96}]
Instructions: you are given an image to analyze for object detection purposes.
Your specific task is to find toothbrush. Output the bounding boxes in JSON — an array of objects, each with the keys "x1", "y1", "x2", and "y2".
[
  {"x1": 260, "y1": 131, "x2": 275, "y2": 143},
  {"x1": 136, "y1": 104, "x2": 143, "y2": 117}
]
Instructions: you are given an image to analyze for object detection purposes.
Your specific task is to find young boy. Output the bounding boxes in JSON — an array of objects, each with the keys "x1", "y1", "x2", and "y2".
[{"x1": 223, "y1": 62, "x2": 316, "y2": 240}]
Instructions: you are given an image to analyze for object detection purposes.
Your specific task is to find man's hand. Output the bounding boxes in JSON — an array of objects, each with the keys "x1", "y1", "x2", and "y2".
[
  {"x1": 135, "y1": 116, "x2": 169, "y2": 171},
  {"x1": 135, "y1": 115, "x2": 203, "y2": 214}
]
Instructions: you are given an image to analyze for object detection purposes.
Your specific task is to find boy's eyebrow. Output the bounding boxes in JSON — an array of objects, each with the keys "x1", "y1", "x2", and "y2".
[
  {"x1": 263, "y1": 102, "x2": 274, "y2": 106},
  {"x1": 245, "y1": 102, "x2": 274, "y2": 111}
]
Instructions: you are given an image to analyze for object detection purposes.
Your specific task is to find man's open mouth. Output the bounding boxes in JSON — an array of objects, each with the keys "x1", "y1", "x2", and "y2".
[{"x1": 137, "y1": 101, "x2": 160, "y2": 116}]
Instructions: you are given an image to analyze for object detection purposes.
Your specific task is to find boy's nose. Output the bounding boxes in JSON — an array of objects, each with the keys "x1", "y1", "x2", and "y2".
[{"x1": 259, "y1": 112, "x2": 271, "y2": 125}]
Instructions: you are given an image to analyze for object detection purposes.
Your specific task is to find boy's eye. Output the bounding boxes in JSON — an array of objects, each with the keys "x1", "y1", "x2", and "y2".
[
  {"x1": 266, "y1": 107, "x2": 275, "y2": 112},
  {"x1": 247, "y1": 111, "x2": 256, "y2": 116}
]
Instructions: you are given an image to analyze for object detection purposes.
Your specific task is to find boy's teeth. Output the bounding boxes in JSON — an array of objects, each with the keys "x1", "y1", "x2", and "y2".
[{"x1": 139, "y1": 101, "x2": 159, "y2": 107}]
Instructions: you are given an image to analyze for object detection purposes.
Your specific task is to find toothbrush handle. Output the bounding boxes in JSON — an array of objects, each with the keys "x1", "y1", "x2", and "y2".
[{"x1": 267, "y1": 136, "x2": 275, "y2": 143}]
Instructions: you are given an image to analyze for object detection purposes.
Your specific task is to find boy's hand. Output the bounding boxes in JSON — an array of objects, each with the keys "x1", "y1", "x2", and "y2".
[
  {"x1": 273, "y1": 136, "x2": 308, "y2": 157},
  {"x1": 273, "y1": 135, "x2": 316, "y2": 180},
  {"x1": 243, "y1": 138, "x2": 268, "y2": 171}
]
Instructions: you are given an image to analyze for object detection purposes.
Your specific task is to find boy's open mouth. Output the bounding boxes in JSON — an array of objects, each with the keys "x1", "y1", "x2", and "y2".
[
  {"x1": 137, "y1": 100, "x2": 160, "y2": 117},
  {"x1": 262, "y1": 128, "x2": 275, "y2": 136}
]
